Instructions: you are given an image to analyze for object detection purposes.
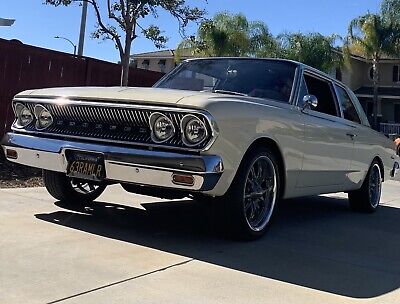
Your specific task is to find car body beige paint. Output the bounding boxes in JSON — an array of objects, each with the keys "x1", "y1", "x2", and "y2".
[{"x1": 16, "y1": 83, "x2": 398, "y2": 199}]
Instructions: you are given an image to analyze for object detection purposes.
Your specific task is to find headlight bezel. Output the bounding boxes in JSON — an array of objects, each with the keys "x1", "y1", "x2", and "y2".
[
  {"x1": 13, "y1": 103, "x2": 34, "y2": 129},
  {"x1": 34, "y1": 104, "x2": 53, "y2": 131},
  {"x1": 149, "y1": 112, "x2": 176, "y2": 143},
  {"x1": 180, "y1": 114, "x2": 209, "y2": 147}
]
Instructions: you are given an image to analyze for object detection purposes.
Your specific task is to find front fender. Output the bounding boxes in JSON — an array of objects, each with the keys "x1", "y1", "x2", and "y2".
[{"x1": 200, "y1": 98, "x2": 304, "y2": 197}]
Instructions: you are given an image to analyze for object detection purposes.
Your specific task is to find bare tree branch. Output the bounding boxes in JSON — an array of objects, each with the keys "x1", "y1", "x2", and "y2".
[{"x1": 107, "y1": 0, "x2": 125, "y2": 29}]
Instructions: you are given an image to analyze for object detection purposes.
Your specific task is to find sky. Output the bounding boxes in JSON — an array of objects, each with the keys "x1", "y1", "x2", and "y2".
[{"x1": 0, "y1": 0, "x2": 382, "y2": 63}]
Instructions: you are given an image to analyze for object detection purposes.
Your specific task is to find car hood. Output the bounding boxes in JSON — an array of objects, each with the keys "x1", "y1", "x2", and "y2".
[
  {"x1": 17, "y1": 87, "x2": 217, "y2": 108},
  {"x1": 17, "y1": 86, "x2": 287, "y2": 111}
]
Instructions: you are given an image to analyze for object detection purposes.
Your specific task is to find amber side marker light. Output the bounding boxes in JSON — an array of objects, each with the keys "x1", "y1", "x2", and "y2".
[
  {"x1": 172, "y1": 174, "x2": 195, "y2": 186},
  {"x1": 5, "y1": 149, "x2": 18, "y2": 160}
]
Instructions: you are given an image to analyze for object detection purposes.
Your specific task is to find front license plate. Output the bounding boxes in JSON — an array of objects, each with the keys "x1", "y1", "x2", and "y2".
[{"x1": 66, "y1": 151, "x2": 106, "y2": 182}]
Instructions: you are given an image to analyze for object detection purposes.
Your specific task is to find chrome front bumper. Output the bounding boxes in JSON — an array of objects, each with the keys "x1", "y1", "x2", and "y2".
[{"x1": 1, "y1": 133, "x2": 223, "y2": 191}]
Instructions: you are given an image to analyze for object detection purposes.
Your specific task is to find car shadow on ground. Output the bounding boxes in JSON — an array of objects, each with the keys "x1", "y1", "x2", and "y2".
[{"x1": 35, "y1": 195, "x2": 400, "y2": 299}]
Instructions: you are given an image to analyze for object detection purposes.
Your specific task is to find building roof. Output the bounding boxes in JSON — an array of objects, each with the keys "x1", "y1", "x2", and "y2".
[
  {"x1": 131, "y1": 48, "x2": 194, "y2": 59},
  {"x1": 354, "y1": 86, "x2": 400, "y2": 97}
]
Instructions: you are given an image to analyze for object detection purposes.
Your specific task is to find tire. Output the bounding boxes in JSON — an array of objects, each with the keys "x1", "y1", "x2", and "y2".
[
  {"x1": 221, "y1": 148, "x2": 281, "y2": 240},
  {"x1": 348, "y1": 161, "x2": 382, "y2": 213},
  {"x1": 43, "y1": 170, "x2": 106, "y2": 203}
]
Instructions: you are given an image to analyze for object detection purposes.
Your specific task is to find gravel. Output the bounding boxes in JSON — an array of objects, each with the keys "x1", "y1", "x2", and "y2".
[{"x1": 0, "y1": 156, "x2": 44, "y2": 188}]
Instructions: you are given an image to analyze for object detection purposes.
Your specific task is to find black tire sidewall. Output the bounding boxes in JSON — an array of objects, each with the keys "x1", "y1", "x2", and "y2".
[
  {"x1": 224, "y1": 148, "x2": 280, "y2": 240},
  {"x1": 349, "y1": 161, "x2": 382, "y2": 213},
  {"x1": 43, "y1": 170, "x2": 106, "y2": 203}
]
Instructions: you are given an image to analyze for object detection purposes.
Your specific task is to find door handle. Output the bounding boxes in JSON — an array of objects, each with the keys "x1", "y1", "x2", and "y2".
[{"x1": 346, "y1": 133, "x2": 357, "y2": 139}]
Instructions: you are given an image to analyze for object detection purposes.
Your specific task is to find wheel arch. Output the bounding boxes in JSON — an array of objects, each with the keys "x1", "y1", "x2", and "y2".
[
  {"x1": 372, "y1": 156, "x2": 385, "y2": 182},
  {"x1": 244, "y1": 137, "x2": 286, "y2": 198}
]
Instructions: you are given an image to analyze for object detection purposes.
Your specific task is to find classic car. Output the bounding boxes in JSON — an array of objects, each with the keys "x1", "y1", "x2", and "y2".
[{"x1": 2, "y1": 58, "x2": 399, "y2": 240}]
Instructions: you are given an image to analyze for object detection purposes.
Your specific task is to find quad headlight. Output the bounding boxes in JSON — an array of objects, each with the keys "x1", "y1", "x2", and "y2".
[
  {"x1": 149, "y1": 112, "x2": 176, "y2": 143},
  {"x1": 14, "y1": 103, "x2": 34, "y2": 128},
  {"x1": 181, "y1": 114, "x2": 208, "y2": 147},
  {"x1": 34, "y1": 105, "x2": 53, "y2": 130}
]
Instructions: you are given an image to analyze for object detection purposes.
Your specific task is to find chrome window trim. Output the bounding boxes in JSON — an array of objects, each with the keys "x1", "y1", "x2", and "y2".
[
  {"x1": 333, "y1": 82, "x2": 363, "y2": 126},
  {"x1": 300, "y1": 69, "x2": 342, "y2": 118},
  {"x1": 12, "y1": 97, "x2": 219, "y2": 152}
]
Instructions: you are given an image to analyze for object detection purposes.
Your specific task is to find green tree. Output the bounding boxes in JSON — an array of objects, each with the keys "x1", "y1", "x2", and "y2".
[
  {"x1": 176, "y1": 12, "x2": 277, "y2": 59},
  {"x1": 277, "y1": 33, "x2": 342, "y2": 73},
  {"x1": 345, "y1": 13, "x2": 400, "y2": 129},
  {"x1": 44, "y1": 0, "x2": 206, "y2": 86},
  {"x1": 381, "y1": 0, "x2": 400, "y2": 21}
]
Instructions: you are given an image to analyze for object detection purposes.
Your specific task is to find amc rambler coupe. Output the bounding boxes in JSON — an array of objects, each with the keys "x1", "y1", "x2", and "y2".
[{"x1": 2, "y1": 58, "x2": 399, "y2": 239}]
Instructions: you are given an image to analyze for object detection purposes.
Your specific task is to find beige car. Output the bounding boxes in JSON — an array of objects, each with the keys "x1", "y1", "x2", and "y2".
[{"x1": 2, "y1": 58, "x2": 399, "y2": 240}]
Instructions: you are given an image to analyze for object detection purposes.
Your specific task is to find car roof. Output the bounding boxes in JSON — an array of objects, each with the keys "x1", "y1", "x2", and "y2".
[{"x1": 184, "y1": 57, "x2": 347, "y2": 88}]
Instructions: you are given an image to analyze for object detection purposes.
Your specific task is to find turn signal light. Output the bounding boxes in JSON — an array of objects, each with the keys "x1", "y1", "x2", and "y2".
[
  {"x1": 5, "y1": 149, "x2": 18, "y2": 160},
  {"x1": 172, "y1": 174, "x2": 195, "y2": 186}
]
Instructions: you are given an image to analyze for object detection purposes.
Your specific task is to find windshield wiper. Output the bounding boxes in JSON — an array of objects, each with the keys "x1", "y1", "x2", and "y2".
[{"x1": 213, "y1": 89, "x2": 248, "y2": 96}]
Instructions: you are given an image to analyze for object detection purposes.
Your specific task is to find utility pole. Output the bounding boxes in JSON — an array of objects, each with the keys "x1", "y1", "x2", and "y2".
[{"x1": 77, "y1": 1, "x2": 88, "y2": 56}]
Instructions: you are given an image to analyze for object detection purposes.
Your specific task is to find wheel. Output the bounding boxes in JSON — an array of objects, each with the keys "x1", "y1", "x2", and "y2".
[
  {"x1": 348, "y1": 162, "x2": 382, "y2": 213},
  {"x1": 43, "y1": 170, "x2": 106, "y2": 203},
  {"x1": 222, "y1": 148, "x2": 280, "y2": 240}
]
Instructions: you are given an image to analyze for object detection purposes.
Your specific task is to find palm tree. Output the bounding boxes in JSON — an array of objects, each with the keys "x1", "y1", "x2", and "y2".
[
  {"x1": 346, "y1": 13, "x2": 400, "y2": 129},
  {"x1": 277, "y1": 33, "x2": 342, "y2": 73},
  {"x1": 176, "y1": 12, "x2": 277, "y2": 60}
]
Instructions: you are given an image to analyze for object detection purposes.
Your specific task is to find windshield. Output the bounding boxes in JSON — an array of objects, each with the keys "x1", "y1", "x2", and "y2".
[{"x1": 155, "y1": 59, "x2": 297, "y2": 103}]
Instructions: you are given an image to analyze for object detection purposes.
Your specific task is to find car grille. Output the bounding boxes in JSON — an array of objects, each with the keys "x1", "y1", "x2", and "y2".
[{"x1": 17, "y1": 100, "x2": 212, "y2": 150}]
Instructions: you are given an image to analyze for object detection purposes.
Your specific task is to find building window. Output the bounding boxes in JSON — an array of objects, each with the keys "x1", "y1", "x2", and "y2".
[
  {"x1": 393, "y1": 65, "x2": 400, "y2": 82},
  {"x1": 142, "y1": 59, "x2": 150, "y2": 70},
  {"x1": 158, "y1": 59, "x2": 166, "y2": 73},
  {"x1": 335, "y1": 68, "x2": 342, "y2": 81},
  {"x1": 395, "y1": 104, "x2": 400, "y2": 123},
  {"x1": 129, "y1": 59, "x2": 138, "y2": 68}
]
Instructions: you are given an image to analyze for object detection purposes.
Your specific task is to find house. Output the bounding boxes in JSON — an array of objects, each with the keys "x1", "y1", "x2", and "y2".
[
  {"x1": 337, "y1": 54, "x2": 400, "y2": 134},
  {"x1": 130, "y1": 49, "x2": 194, "y2": 73}
]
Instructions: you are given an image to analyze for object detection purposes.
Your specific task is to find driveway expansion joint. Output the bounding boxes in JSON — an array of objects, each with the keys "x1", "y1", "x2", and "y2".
[{"x1": 46, "y1": 258, "x2": 195, "y2": 304}]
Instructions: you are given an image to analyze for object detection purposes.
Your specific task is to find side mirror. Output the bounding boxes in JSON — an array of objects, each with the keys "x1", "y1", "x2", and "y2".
[{"x1": 302, "y1": 95, "x2": 318, "y2": 110}]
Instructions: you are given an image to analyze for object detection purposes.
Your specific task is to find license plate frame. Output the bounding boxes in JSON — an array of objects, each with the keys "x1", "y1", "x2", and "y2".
[{"x1": 66, "y1": 150, "x2": 106, "y2": 182}]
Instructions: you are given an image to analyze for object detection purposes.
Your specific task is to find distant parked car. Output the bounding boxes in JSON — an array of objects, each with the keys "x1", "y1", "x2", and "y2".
[{"x1": 2, "y1": 58, "x2": 399, "y2": 240}]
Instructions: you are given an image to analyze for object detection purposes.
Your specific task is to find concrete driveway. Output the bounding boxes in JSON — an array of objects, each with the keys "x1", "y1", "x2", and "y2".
[{"x1": 1, "y1": 181, "x2": 399, "y2": 304}]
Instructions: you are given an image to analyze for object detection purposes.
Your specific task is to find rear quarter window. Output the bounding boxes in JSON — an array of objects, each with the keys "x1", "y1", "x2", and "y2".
[{"x1": 335, "y1": 85, "x2": 361, "y2": 124}]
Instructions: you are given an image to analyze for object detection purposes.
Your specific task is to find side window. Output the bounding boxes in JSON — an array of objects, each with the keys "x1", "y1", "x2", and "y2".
[
  {"x1": 335, "y1": 85, "x2": 361, "y2": 124},
  {"x1": 304, "y1": 74, "x2": 340, "y2": 117},
  {"x1": 393, "y1": 65, "x2": 399, "y2": 82},
  {"x1": 348, "y1": 90, "x2": 370, "y2": 127},
  {"x1": 297, "y1": 77, "x2": 309, "y2": 107}
]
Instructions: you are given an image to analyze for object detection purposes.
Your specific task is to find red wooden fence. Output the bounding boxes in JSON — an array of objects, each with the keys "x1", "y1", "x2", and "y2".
[{"x1": 0, "y1": 38, "x2": 164, "y2": 138}]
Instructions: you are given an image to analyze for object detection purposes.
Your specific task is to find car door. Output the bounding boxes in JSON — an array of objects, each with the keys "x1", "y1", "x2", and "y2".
[
  {"x1": 334, "y1": 84, "x2": 375, "y2": 188},
  {"x1": 296, "y1": 71, "x2": 355, "y2": 188}
]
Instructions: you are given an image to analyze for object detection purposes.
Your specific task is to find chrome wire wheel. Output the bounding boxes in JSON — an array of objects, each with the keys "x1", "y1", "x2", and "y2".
[
  {"x1": 243, "y1": 156, "x2": 277, "y2": 232},
  {"x1": 71, "y1": 179, "x2": 101, "y2": 195},
  {"x1": 368, "y1": 164, "x2": 382, "y2": 208}
]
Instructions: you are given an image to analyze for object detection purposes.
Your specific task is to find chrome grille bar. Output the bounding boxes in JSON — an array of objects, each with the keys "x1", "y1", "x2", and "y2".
[{"x1": 14, "y1": 98, "x2": 215, "y2": 151}]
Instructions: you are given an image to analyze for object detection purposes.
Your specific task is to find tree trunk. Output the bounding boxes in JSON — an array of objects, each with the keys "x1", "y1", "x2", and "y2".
[
  {"x1": 120, "y1": 53, "x2": 130, "y2": 86},
  {"x1": 120, "y1": 35, "x2": 133, "y2": 86},
  {"x1": 372, "y1": 58, "x2": 380, "y2": 130}
]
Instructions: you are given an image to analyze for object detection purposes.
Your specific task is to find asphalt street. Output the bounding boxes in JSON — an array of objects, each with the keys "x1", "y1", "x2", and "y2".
[{"x1": 0, "y1": 181, "x2": 399, "y2": 304}]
